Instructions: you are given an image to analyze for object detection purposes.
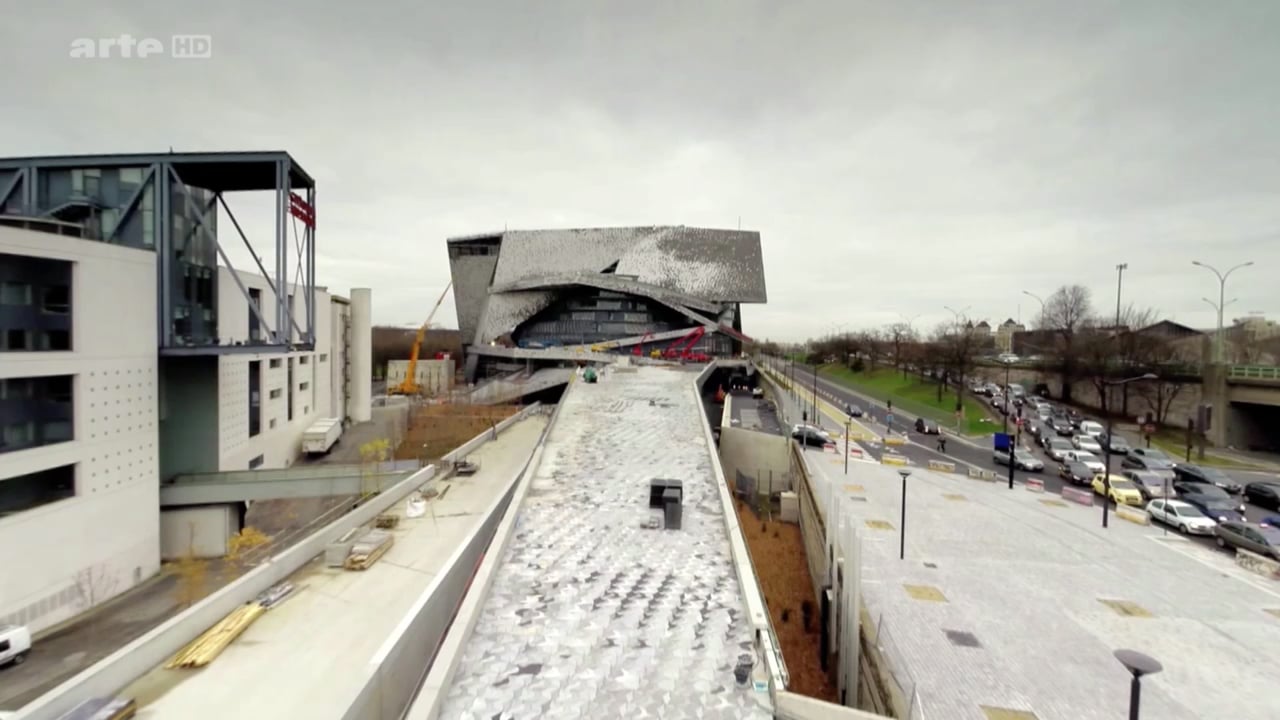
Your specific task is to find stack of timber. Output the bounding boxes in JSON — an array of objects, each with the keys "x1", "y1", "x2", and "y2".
[
  {"x1": 167, "y1": 603, "x2": 266, "y2": 669},
  {"x1": 345, "y1": 529, "x2": 394, "y2": 570}
]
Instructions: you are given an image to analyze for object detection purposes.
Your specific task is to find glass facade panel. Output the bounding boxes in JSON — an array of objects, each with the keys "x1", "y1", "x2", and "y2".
[
  {"x1": 0, "y1": 253, "x2": 72, "y2": 352},
  {"x1": 0, "y1": 376, "x2": 75, "y2": 454},
  {"x1": 0, "y1": 464, "x2": 76, "y2": 517}
]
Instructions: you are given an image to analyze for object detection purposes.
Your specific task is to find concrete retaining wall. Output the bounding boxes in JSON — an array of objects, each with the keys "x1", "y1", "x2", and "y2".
[
  {"x1": 720, "y1": 426, "x2": 791, "y2": 495},
  {"x1": 967, "y1": 468, "x2": 998, "y2": 481},
  {"x1": 881, "y1": 455, "x2": 908, "y2": 467},
  {"x1": 1061, "y1": 486, "x2": 1094, "y2": 505},
  {"x1": 927, "y1": 460, "x2": 957, "y2": 473},
  {"x1": 17, "y1": 404, "x2": 543, "y2": 720}
]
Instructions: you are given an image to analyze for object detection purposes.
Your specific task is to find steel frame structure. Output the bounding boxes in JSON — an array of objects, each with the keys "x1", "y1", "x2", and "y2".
[{"x1": 0, "y1": 151, "x2": 316, "y2": 355}]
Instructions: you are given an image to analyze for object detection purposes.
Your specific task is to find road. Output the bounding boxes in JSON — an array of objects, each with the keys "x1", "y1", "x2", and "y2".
[
  {"x1": 727, "y1": 391, "x2": 783, "y2": 435},
  {"x1": 760, "y1": 358, "x2": 1280, "y2": 553}
]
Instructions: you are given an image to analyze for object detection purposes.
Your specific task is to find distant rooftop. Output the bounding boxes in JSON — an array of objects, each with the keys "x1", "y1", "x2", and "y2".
[
  {"x1": 0, "y1": 150, "x2": 314, "y2": 191},
  {"x1": 438, "y1": 366, "x2": 772, "y2": 719}
]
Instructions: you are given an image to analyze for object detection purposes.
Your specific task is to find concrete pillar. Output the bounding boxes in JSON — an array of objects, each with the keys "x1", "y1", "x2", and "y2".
[
  {"x1": 1201, "y1": 363, "x2": 1228, "y2": 447},
  {"x1": 350, "y1": 288, "x2": 373, "y2": 422}
]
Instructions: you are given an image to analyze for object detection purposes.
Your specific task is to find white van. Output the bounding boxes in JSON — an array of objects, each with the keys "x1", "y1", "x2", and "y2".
[{"x1": 0, "y1": 624, "x2": 31, "y2": 667}]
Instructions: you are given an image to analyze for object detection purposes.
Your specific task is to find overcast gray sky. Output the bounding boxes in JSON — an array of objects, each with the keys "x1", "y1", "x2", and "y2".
[{"x1": 3, "y1": 0, "x2": 1277, "y2": 341}]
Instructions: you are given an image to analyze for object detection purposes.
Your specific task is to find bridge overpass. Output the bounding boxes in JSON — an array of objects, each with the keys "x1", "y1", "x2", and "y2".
[{"x1": 979, "y1": 362, "x2": 1280, "y2": 451}]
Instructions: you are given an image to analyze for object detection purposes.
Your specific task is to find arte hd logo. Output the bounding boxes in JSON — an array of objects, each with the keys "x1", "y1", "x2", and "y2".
[{"x1": 69, "y1": 34, "x2": 212, "y2": 59}]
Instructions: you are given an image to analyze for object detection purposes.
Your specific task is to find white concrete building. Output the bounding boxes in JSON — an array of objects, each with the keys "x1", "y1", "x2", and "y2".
[{"x1": 0, "y1": 151, "x2": 372, "y2": 633}]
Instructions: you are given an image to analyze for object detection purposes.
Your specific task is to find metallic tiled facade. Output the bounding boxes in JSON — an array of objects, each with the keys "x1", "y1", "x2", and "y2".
[{"x1": 438, "y1": 367, "x2": 772, "y2": 720}]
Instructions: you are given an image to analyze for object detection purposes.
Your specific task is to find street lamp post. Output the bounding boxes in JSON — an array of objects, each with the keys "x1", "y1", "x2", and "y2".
[
  {"x1": 1102, "y1": 374, "x2": 1158, "y2": 528},
  {"x1": 811, "y1": 364, "x2": 818, "y2": 426},
  {"x1": 844, "y1": 416, "x2": 851, "y2": 475},
  {"x1": 898, "y1": 469, "x2": 911, "y2": 560},
  {"x1": 1021, "y1": 290, "x2": 1046, "y2": 325},
  {"x1": 1114, "y1": 649, "x2": 1163, "y2": 720},
  {"x1": 1192, "y1": 260, "x2": 1254, "y2": 363}
]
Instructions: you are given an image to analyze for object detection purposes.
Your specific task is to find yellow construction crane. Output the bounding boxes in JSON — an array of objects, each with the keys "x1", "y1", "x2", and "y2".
[{"x1": 390, "y1": 281, "x2": 453, "y2": 396}]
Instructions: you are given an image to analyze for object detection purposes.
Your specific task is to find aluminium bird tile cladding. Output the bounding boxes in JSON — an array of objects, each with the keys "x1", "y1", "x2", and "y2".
[{"x1": 437, "y1": 367, "x2": 770, "y2": 719}]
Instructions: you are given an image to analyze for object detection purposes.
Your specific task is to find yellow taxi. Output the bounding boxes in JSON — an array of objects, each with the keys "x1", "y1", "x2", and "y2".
[{"x1": 1091, "y1": 474, "x2": 1144, "y2": 506}]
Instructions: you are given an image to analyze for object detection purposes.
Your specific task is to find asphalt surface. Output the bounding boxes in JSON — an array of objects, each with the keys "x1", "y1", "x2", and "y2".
[
  {"x1": 727, "y1": 391, "x2": 783, "y2": 435},
  {"x1": 762, "y1": 359, "x2": 1280, "y2": 553}
]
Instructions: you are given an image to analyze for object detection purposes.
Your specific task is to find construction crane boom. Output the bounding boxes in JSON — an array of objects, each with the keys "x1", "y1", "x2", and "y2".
[{"x1": 391, "y1": 281, "x2": 453, "y2": 396}]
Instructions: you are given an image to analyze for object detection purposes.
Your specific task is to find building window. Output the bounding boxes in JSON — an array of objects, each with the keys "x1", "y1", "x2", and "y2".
[
  {"x1": 0, "y1": 464, "x2": 76, "y2": 516},
  {"x1": 0, "y1": 254, "x2": 73, "y2": 352},
  {"x1": 248, "y1": 360, "x2": 261, "y2": 437},
  {"x1": 248, "y1": 454, "x2": 264, "y2": 470},
  {"x1": 299, "y1": 382, "x2": 309, "y2": 391},
  {"x1": 248, "y1": 287, "x2": 262, "y2": 342},
  {"x1": 0, "y1": 376, "x2": 75, "y2": 454},
  {"x1": 269, "y1": 418, "x2": 277, "y2": 429},
  {"x1": 299, "y1": 355, "x2": 309, "y2": 365},
  {"x1": 319, "y1": 353, "x2": 328, "y2": 362},
  {"x1": 269, "y1": 389, "x2": 281, "y2": 400},
  {"x1": 269, "y1": 358, "x2": 282, "y2": 369}
]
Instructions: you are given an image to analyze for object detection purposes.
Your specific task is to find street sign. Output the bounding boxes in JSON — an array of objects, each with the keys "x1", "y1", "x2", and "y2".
[
  {"x1": 993, "y1": 432, "x2": 1011, "y2": 451},
  {"x1": 1143, "y1": 423, "x2": 1156, "y2": 435}
]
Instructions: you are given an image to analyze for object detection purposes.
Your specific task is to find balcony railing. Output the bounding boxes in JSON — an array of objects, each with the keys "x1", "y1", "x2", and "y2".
[{"x1": 1228, "y1": 365, "x2": 1280, "y2": 382}]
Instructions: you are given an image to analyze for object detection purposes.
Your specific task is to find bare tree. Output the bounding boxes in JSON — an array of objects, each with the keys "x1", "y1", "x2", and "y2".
[
  {"x1": 1042, "y1": 284, "x2": 1095, "y2": 402},
  {"x1": 933, "y1": 319, "x2": 982, "y2": 408},
  {"x1": 74, "y1": 564, "x2": 119, "y2": 641},
  {"x1": 885, "y1": 323, "x2": 918, "y2": 378}
]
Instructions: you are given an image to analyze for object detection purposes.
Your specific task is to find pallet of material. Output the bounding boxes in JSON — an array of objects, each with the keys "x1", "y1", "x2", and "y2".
[
  {"x1": 166, "y1": 603, "x2": 266, "y2": 669},
  {"x1": 344, "y1": 529, "x2": 394, "y2": 570}
]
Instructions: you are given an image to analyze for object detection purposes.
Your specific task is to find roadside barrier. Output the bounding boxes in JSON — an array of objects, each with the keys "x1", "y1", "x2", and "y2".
[
  {"x1": 967, "y1": 468, "x2": 998, "y2": 482},
  {"x1": 1115, "y1": 505, "x2": 1149, "y2": 526},
  {"x1": 881, "y1": 455, "x2": 908, "y2": 467},
  {"x1": 1025, "y1": 478, "x2": 1045, "y2": 493},
  {"x1": 883, "y1": 437, "x2": 906, "y2": 446},
  {"x1": 849, "y1": 447, "x2": 864, "y2": 458},
  {"x1": 1061, "y1": 486, "x2": 1093, "y2": 506},
  {"x1": 927, "y1": 460, "x2": 957, "y2": 473},
  {"x1": 1236, "y1": 549, "x2": 1280, "y2": 581}
]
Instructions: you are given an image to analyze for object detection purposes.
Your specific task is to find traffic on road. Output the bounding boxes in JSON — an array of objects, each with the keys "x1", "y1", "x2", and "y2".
[{"x1": 767, "y1": 359, "x2": 1280, "y2": 558}]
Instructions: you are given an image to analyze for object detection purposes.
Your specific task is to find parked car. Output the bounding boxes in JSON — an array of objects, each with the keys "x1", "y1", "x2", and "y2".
[
  {"x1": 1214, "y1": 521, "x2": 1280, "y2": 560},
  {"x1": 1064, "y1": 450, "x2": 1106, "y2": 474},
  {"x1": 1174, "y1": 483, "x2": 1247, "y2": 522},
  {"x1": 1120, "y1": 454, "x2": 1177, "y2": 483},
  {"x1": 845, "y1": 403, "x2": 864, "y2": 418},
  {"x1": 791, "y1": 425, "x2": 833, "y2": 448},
  {"x1": 1129, "y1": 446, "x2": 1175, "y2": 467},
  {"x1": 1146, "y1": 499, "x2": 1217, "y2": 535},
  {"x1": 1244, "y1": 481, "x2": 1280, "y2": 510},
  {"x1": 914, "y1": 417, "x2": 939, "y2": 434},
  {"x1": 1173, "y1": 463, "x2": 1244, "y2": 494},
  {"x1": 1092, "y1": 475, "x2": 1144, "y2": 506},
  {"x1": 1066, "y1": 409, "x2": 1084, "y2": 427},
  {"x1": 1045, "y1": 438, "x2": 1074, "y2": 462},
  {"x1": 1122, "y1": 470, "x2": 1173, "y2": 501},
  {"x1": 1258, "y1": 515, "x2": 1280, "y2": 528},
  {"x1": 995, "y1": 446, "x2": 1044, "y2": 472},
  {"x1": 1059, "y1": 460, "x2": 1098, "y2": 486},
  {"x1": 1072, "y1": 434, "x2": 1103, "y2": 454},
  {"x1": 1097, "y1": 432, "x2": 1131, "y2": 455},
  {"x1": 0, "y1": 624, "x2": 31, "y2": 667}
]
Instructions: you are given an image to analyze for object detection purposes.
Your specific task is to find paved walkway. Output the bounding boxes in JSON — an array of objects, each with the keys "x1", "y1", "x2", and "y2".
[{"x1": 806, "y1": 455, "x2": 1280, "y2": 720}]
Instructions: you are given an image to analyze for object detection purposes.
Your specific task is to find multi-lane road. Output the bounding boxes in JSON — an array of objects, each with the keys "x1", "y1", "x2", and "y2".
[{"x1": 760, "y1": 359, "x2": 1280, "y2": 542}]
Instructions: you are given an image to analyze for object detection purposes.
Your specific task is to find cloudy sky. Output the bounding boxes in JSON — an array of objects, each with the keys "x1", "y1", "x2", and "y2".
[{"x1": 3, "y1": 0, "x2": 1277, "y2": 341}]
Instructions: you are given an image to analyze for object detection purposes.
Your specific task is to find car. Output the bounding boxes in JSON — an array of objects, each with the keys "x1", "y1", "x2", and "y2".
[
  {"x1": 751, "y1": 386, "x2": 764, "y2": 398},
  {"x1": 1092, "y1": 474, "x2": 1144, "y2": 506},
  {"x1": 1174, "y1": 483, "x2": 1247, "y2": 523},
  {"x1": 914, "y1": 417, "x2": 940, "y2": 435},
  {"x1": 1214, "y1": 521, "x2": 1280, "y2": 560},
  {"x1": 1025, "y1": 420, "x2": 1046, "y2": 441},
  {"x1": 1122, "y1": 470, "x2": 1173, "y2": 501},
  {"x1": 1059, "y1": 460, "x2": 1098, "y2": 486},
  {"x1": 995, "y1": 446, "x2": 1044, "y2": 472},
  {"x1": 1064, "y1": 450, "x2": 1106, "y2": 474},
  {"x1": 1258, "y1": 515, "x2": 1280, "y2": 528},
  {"x1": 1044, "y1": 438, "x2": 1074, "y2": 461},
  {"x1": 997, "y1": 352, "x2": 1020, "y2": 364},
  {"x1": 1172, "y1": 463, "x2": 1244, "y2": 494},
  {"x1": 1129, "y1": 446, "x2": 1175, "y2": 467},
  {"x1": 845, "y1": 403, "x2": 864, "y2": 418},
  {"x1": 1036, "y1": 404, "x2": 1053, "y2": 421},
  {"x1": 791, "y1": 424, "x2": 834, "y2": 448},
  {"x1": 1120, "y1": 454, "x2": 1176, "y2": 483},
  {"x1": 1078, "y1": 420, "x2": 1105, "y2": 438},
  {"x1": 1146, "y1": 499, "x2": 1217, "y2": 535},
  {"x1": 1071, "y1": 434, "x2": 1103, "y2": 453},
  {"x1": 1244, "y1": 481, "x2": 1280, "y2": 510},
  {"x1": 1097, "y1": 432, "x2": 1131, "y2": 455},
  {"x1": 1066, "y1": 409, "x2": 1084, "y2": 427}
]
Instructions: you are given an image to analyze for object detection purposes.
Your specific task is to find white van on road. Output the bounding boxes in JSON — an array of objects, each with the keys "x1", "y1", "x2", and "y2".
[{"x1": 0, "y1": 624, "x2": 31, "y2": 667}]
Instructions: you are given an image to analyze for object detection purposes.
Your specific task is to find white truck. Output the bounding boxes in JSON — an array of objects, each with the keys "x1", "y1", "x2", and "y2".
[{"x1": 302, "y1": 418, "x2": 343, "y2": 456}]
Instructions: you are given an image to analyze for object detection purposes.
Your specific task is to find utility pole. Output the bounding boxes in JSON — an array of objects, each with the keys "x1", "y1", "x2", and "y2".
[
  {"x1": 811, "y1": 364, "x2": 818, "y2": 424},
  {"x1": 1192, "y1": 259, "x2": 1254, "y2": 363}
]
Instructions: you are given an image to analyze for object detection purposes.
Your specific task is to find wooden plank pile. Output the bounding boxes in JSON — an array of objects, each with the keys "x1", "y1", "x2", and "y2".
[
  {"x1": 166, "y1": 603, "x2": 266, "y2": 669},
  {"x1": 344, "y1": 529, "x2": 394, "y2": 570}
]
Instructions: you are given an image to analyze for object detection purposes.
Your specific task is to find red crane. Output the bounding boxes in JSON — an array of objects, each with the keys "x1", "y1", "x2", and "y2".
[
  {"x1": 663, "y1": 327, "x2": 707, "y2": 360},
  {"x1": 633, "y1": 331, "x2": 653, "y2": 356}
]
